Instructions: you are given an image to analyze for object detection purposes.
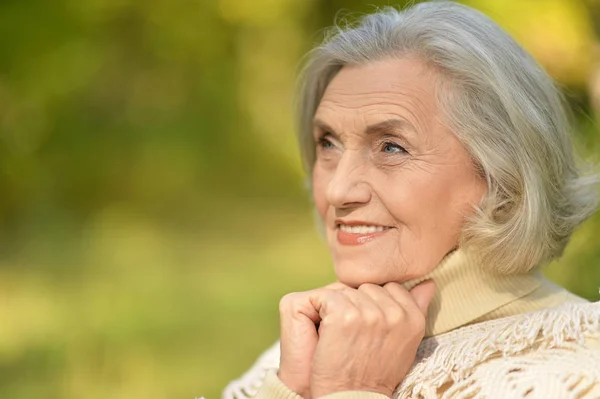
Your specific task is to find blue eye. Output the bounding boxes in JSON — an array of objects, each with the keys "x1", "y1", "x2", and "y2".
[
  {"x1": 318, "y1": 137, "x2": 335, "y2": 150},
  {"x1": 383, "y1": 142, "x2": 406, "y2": 153}
]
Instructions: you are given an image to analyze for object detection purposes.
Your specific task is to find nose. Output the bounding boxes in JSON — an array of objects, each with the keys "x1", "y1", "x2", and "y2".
[{"x1": 326, "y1": 151, "x2": 372, "y2": 208}]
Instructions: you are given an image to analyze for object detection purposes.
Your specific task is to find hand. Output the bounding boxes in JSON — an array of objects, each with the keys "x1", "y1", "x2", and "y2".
[
  {"x1": 310, "y1": 281, "x2": 435, "y2": 398},
  {"x1": 277, "y1": 282, "x2": 347, "y2": 398},
  {"x1": 277, "y1": 280, "x2": 435, "y2": 398}
]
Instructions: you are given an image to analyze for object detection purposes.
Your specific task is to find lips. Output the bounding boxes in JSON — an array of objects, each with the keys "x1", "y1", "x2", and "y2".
[{"x1": 336, "y1": 222, "x2": 393, "y2": 246}]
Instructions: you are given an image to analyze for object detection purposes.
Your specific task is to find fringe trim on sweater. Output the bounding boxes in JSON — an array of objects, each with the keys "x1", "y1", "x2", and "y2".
[{"x1": 396, "y1": 301, "x2": 600, "y2": 399}]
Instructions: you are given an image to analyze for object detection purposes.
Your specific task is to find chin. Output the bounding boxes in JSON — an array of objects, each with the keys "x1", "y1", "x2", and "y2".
[{"x1": 333, "y1": 258, "x2": 395, "y2": 288}]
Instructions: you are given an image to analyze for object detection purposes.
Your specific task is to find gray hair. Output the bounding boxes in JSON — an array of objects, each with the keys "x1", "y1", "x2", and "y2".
[{"x1": 296, "y1": 1, "x2": 599, "y2": 273}]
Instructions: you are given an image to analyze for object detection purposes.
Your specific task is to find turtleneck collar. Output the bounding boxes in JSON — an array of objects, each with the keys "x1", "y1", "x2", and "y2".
[{"x1": 403, "y1": 249, "x2": 545, "y2": 337}]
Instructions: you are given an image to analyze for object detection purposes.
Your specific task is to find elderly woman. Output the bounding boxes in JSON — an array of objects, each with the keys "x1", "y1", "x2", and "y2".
[{"x1": 223, "y1": 2, "x2": 600, "y2": 398}]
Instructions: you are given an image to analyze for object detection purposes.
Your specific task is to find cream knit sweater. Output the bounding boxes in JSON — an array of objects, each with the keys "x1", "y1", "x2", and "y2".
[{"x1": 222, "y1": 251, "x2": 600, "y2": 399}]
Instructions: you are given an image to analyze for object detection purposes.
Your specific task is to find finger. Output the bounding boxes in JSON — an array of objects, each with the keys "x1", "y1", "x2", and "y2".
[
  {"x1": 358, "y1": 283, "x2": 406, "y2": 325},
  {"x1": 280, "y1": 286, "x2": 351, "y2": 325},
  {"x1": 408, "y1": 280, "x2": 436, "y2": 316},
  {"x1": 280, "y1": 291, "x2": 320, "y2": 323},
  {"x1": 382, "y1": 281, "x2": 421, "y2": 312},
  {"x1": 340, "y1": 288, "x2": 384, "y2": 326},
  {"x1": 357, "y1": 283, "x2": 398, "y2": 309},
  {"x1": 278, "y1": 291, "x2": 323, "y2": 396},
  {"x1": 308, "y1": 289, "x2": 354, "y2": 322}
]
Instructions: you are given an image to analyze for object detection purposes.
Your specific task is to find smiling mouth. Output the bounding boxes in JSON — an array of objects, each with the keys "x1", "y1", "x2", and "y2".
[
  {"x1": 338, "y1": 224, "x2": 392, "y2": 234},
  {"x1": 336, "y1": 224, "x2": 393, "y2": 245}
]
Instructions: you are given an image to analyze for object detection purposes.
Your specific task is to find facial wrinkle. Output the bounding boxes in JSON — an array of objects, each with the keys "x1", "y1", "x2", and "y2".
[{"x1": 312, "y1": 58, "x2": 487, "y2": 287}]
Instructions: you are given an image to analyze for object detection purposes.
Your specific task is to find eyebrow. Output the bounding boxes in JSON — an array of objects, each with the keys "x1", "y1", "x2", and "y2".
[
  {"x1": 313, "y1": 118, "x2": 418, "y2": 139},
  {"x1": 366, "y1": 119, "x2": 417, "y2": 137}
]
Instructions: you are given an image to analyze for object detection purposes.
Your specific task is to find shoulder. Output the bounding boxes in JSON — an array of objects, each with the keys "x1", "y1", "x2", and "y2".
[
  {"x1": 466, "y1": 341, "x2": 600, "y2": 398},
  {"x1": 222, "y1": 341, "x2": 281, "y2": 399},
  {"x1": 398, "y1": 301, "x2": 600, "y2": 399}
]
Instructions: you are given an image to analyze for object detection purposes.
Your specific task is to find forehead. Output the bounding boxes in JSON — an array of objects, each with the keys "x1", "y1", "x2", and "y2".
[{"x1": 315, "y1": 57, "x2": 438, "y2": 125}]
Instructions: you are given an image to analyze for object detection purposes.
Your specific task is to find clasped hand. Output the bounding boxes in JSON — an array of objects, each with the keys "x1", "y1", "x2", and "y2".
[{"x1": 277, "y1": 280, "x2": 436, "y2": 398}]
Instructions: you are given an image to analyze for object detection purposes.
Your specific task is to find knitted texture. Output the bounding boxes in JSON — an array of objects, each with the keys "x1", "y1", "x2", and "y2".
[
  {"x1": 397, "y1": 301, "x2": 600, "y2": 398},
  {"x1": 222, "y1": 301, "x2": 600, "y2": 399}
]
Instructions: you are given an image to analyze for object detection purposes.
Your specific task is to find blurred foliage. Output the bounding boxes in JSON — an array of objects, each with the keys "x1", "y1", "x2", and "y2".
[{"x1": 0, "y1": 0, "x2": 598, "y2": 398}]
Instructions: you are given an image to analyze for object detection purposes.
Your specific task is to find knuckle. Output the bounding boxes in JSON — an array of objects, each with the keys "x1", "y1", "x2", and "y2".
[
  {"x1": 326, "y1": 281, "x2": 349, "y2": 290},
  {"x1": 383, "y1": 282, "x2": 405, "y2": 297},
  {"x1": 341, "y1": 308, "x2": 361, "y2": 325},
  {"x1": 362, "y1": 309, "x2": 381, "y2": 326},
  {"x1": 383, "y1": 281, "x2": 402, "y2": 289},
  {"x1": 384, "y1": 306, "x2": 406, "y2": 325},
  {"x1": 357, "y1": 283, "x2": 379, "y2": 292},
  {"x1": 278, "y1": 292, "x2": 299, "y2": 313}
]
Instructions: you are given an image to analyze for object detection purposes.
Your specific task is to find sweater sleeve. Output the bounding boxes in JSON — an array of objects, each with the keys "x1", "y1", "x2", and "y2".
[
  {"x1": 254, "y1": 370, "x2": 390, "y2": 399},
  {"x1": 254, "y1": 370, "x2": 303, "y2": 399},
  {"x1": 319, "y1": 391, "x2": 391, "y2": 399}
]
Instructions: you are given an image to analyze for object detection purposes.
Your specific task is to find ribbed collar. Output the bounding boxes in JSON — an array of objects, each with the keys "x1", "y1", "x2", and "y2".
[{"x1": 403, "y1": 249, "x2": 545, "y2": 337}]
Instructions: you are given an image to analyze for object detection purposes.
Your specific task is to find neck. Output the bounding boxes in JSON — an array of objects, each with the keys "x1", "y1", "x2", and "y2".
[{"x1": 403, "y1": 249, "x2": 545, "y2": 337}]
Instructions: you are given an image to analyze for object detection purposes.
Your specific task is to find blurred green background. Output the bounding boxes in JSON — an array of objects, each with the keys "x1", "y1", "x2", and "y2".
[{"x1": 1, "y1": 0, "x2": 599, "y2": 398}]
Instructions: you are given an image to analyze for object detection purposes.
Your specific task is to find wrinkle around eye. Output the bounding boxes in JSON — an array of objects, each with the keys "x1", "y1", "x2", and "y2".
[{"x1": 372, "y1": 153, "x2": 411, "y2": 170}]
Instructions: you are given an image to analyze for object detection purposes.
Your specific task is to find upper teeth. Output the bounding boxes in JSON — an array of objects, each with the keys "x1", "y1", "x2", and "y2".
[{"x1": 339, "y1": 224, "x2": 389, "y2": 234}]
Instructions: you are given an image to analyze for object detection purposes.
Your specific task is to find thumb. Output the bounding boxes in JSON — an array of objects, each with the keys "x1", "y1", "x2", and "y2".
[{"x1": 409, "y1": 279, "x2": 436, "y2": 316}]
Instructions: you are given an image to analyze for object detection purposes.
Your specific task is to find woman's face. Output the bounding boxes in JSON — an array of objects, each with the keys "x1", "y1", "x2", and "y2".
[{"x1": 312, "y1": 57, "x2": 487, "y2": 287}]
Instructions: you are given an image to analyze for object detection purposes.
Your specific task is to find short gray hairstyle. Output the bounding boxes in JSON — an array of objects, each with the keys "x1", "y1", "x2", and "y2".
[{"x1": 296, "y1": 1, "x2": 598, "y2": 273}]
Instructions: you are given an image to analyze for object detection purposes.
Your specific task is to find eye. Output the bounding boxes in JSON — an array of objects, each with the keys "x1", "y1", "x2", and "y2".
[
  {"x1": 382, "y1": 142, "x2": 407, "y2": 154},
  {"x1": 317, "y1": 137, "x2": 336, "y2": 150}
]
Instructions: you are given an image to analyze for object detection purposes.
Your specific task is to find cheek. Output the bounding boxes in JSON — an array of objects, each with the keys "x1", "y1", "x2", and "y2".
[{"x1": 312, "y1": 166, "x2": 329, "y2": 221}]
